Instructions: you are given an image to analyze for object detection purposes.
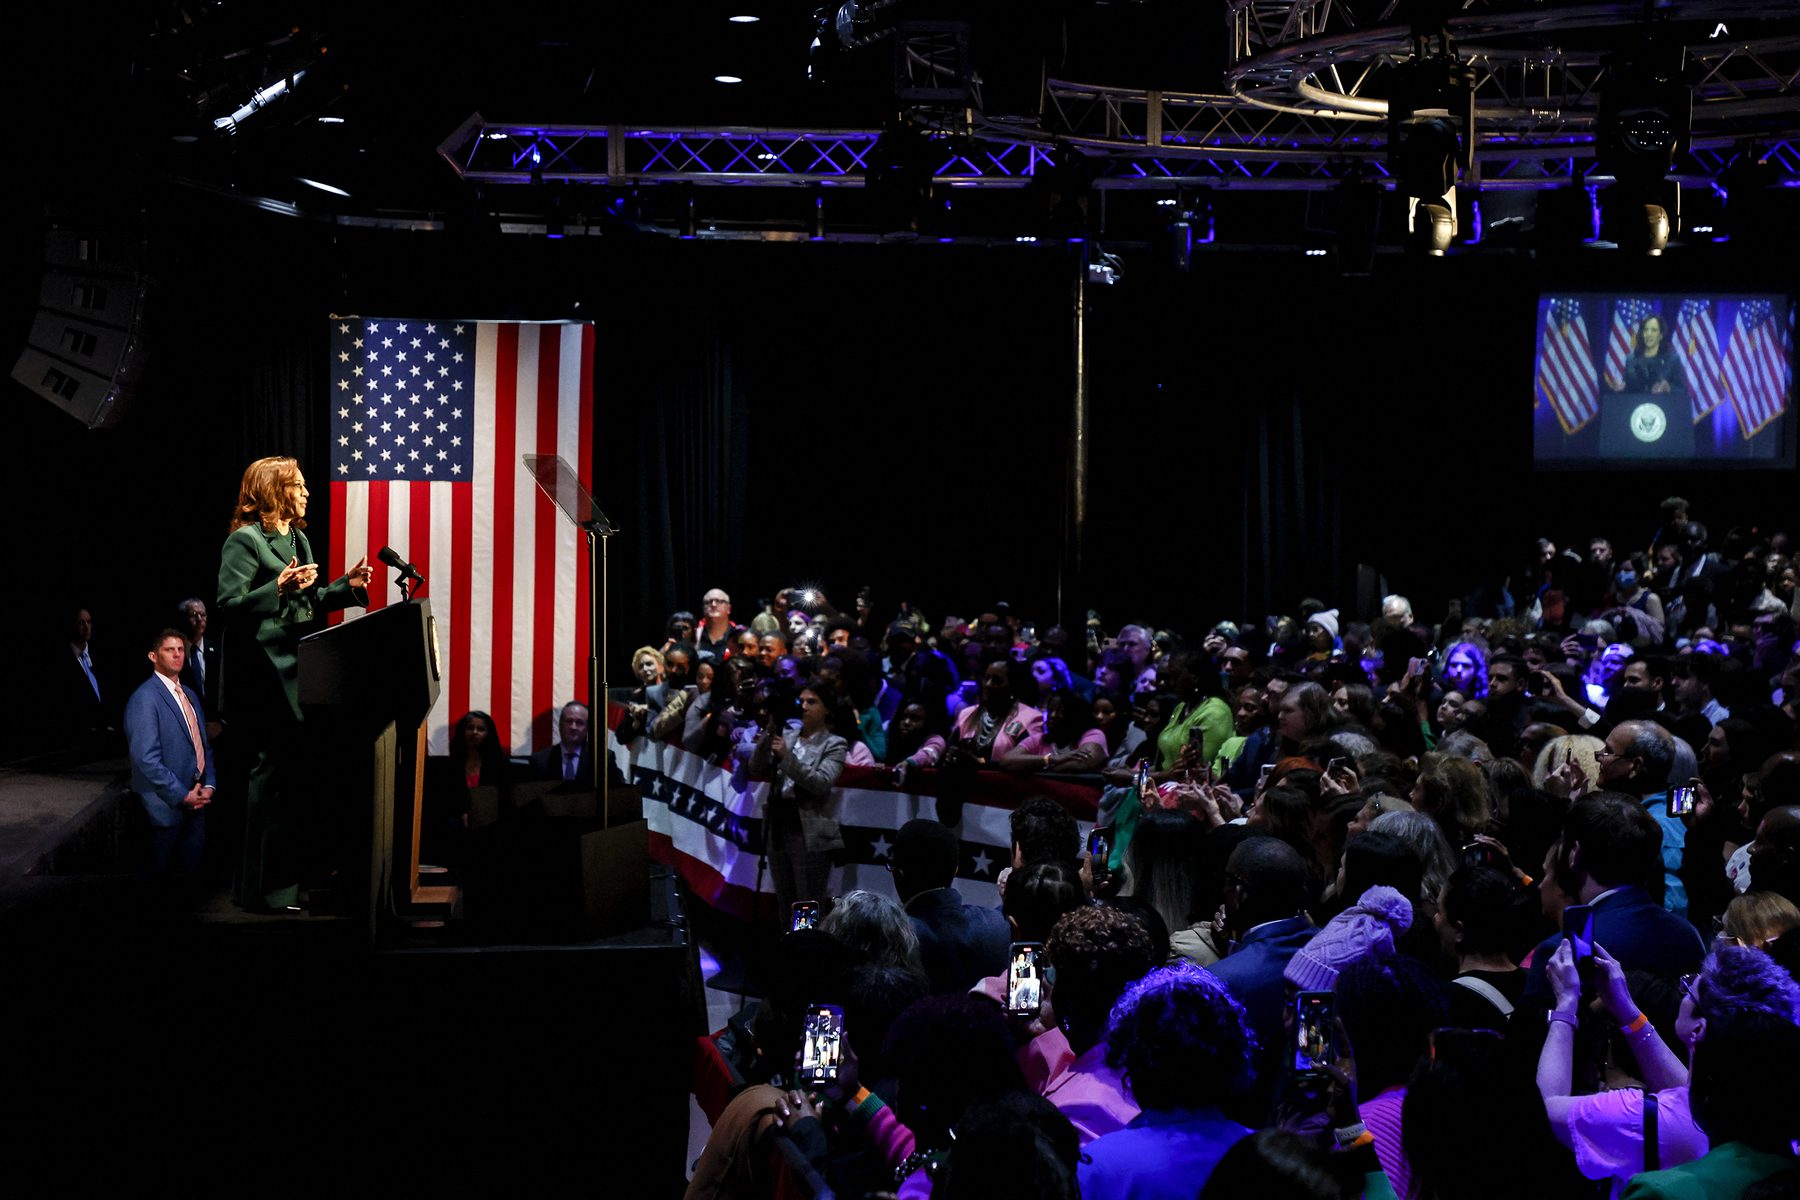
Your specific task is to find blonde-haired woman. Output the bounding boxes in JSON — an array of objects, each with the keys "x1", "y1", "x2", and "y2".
[
  {"x1": 1532, "y1": 734, "x2": 1607, "y2": 799},
  {"x1": 1719, "y1": 891, "x2": 1800, "y2": 950},
  {"x1": 219, "y1": 456, "x2": 374, "y2": 912}
]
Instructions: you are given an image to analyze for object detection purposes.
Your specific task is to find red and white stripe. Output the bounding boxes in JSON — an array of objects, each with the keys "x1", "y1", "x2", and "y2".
[
  {"x1": 1723, "y1": 306, "x2": 1789, "y2": 438},
  {"x1": 328, "y1": 322, "x2": 595, "y2": 755}
]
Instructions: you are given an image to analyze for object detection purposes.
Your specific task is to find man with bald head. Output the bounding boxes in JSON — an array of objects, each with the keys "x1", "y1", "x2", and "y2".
[{"x1": 1594, "y1": 719, "x2": 1688, "y2": 918}]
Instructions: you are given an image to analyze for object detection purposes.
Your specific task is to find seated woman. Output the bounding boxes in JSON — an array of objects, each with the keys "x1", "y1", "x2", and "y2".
[
  {"x1": 1154, "y1": 650, "x2": 1234, "y2": 773},
  {"x1": 420, "y1": 709, "x2": 510, "y2": 867},
  {"x1": 1001, "y1": 689, "x2": 1108, "y2": 774},
  {"x1": 884, "y1": 698, "x2": 949, "y2": 785},
  {"x1": 947, "y1": 659, "x2": 1043, "y2": 769}
]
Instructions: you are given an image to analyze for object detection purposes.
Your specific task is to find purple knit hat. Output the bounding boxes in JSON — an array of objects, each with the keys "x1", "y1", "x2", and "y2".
[{"x1": 1282, "y1": 885, "x2": 1413, "y2": 993}]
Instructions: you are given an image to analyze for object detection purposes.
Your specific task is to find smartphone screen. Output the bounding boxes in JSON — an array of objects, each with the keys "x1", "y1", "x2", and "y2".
[
  {"x1": 1259, "y1": 763, "x2": 1275, "y2": 787},
  {"x1": 1088, "y1": 828, "x2": 1111, "y2": 868},
  {"x1": 1293, "y1": 991, "x2": 1337, "y2": 1075},
  {"x1": 1667, "y1": 786, "x2": 1697, "y2": 818},
  {"x1": 790, "y1": 900, "x2": 821, "y2": 933},
  {"x1": 1006, "y1": 942, "x2": 1045, "y2": 1017},
  {"x1": 797, "y1": 1003, "x2": 845, "y2": 1088},
  {"x1": 1563, "y1": 903, "x2": 1595, "y2": 968},
  {"x1": 1461, "y1": 842, "x2": 1495, "y2": 869}
]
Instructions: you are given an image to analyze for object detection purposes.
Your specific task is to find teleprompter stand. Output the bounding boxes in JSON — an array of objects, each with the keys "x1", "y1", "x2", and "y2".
[{"x1": 523, "y1": 453, "x2": 649, "y2": 934}]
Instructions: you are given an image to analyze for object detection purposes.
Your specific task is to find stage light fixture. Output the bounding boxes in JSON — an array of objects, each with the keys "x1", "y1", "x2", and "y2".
[
  {"x1": 714, "y1": 75, "x2": 744, "y2": 84},
  {"x1": 212, "y1": 70, "x2": 305, "y2": 135},
  {"x1": 1388, "y1": 50, "x2": 1475, "y2": 255},
  {"x1": 728, "y1": 14, "x2": 760, "y2": 23}
]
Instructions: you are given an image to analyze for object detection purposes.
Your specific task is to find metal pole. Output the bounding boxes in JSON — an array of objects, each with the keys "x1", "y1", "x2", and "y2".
[
  {"x1": 1063, "y1": 246, "x2": 1090, "y2": 638},
  {"x1": 598, "y1": 527, "x2": 612, "y2": 827}
]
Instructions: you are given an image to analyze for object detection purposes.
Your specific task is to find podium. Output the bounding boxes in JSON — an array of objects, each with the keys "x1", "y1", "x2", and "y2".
[{"x1": 298, "y1": 600, "x2": 443, "y2": 942}]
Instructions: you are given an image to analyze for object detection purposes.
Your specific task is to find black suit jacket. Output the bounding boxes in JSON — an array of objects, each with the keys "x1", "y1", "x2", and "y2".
[
  {"x1": 528, "y1": 741, "x2": 594, "y2": 787},
  {"x1": 180, "y1": 632, "x2": 223, "y2": 716},
  {"x1": 905, "y1": 887, "x2": 1013, "y2": 995}
]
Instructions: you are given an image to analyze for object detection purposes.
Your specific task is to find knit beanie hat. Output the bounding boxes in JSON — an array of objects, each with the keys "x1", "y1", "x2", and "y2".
[
  {"x1": 1309, "y1": 608, "x2": 1341, "y2": 640},
  {"x1": 1282, "y1": 885, "x2": 1412, "y2": 993}
]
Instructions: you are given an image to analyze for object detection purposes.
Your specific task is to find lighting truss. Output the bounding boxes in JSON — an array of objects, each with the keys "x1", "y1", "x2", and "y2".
[{"x1": 437, "y1": 1, "x2": 1800, "y2": 194}]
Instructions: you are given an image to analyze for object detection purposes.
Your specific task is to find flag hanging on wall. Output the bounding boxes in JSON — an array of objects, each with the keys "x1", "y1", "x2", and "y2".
[
  {"x1": 1602, "y1": 297, "x2": 1659, "y2": 393},
  {"x1": 1675, "y1": 298, "x2": 1728, "y2": 423},
  {"x1": 1537, "y1": 297, "x2": 1599, "y2": 434},
  {"x1": 324, "y1": 318, "x2": 596, "y2": 755},
  {"x1": 1722, "y1": 299, "x2": 1792, "y2": 439}
]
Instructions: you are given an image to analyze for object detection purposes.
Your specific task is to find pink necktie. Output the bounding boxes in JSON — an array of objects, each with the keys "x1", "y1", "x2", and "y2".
[{"x1": 175, "y1": 685, "x2": 205, "y2": 777}]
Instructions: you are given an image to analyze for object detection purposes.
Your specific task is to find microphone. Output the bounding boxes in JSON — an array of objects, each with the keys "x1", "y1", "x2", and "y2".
[{"x1": 377, "y1": 545, "x2": 424, "y2": 584}]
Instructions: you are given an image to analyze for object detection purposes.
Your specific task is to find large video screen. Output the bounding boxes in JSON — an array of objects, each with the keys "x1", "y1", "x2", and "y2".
[{"x1": 1533, "y1": 292, "x2": 1795, "y2": 468}]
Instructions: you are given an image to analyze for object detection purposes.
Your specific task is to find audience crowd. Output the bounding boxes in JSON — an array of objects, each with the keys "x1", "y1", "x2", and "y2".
[
  {"x1": 671, "y1": 502, "x2": 1800, "y2": 1200},
  {"x1": 33, "y1": 498, "x2": 1800, "y2": 1198}
]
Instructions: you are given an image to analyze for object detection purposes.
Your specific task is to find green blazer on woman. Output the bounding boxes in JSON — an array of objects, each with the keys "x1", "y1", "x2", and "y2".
[{"x1": 216, "y1": 523, "x2": 364, "y2": 723}]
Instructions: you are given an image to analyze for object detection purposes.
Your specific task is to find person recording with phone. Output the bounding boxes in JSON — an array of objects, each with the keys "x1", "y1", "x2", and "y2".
[
  {"x1": 1537, "y1": 941, "x2": 1800, "y2": 1197},
  {"x1": 217, "y1": 455, "x2": 374, "y2": 914},
  {"x1": 750, "y1": 682, "x2": 848, "y2": 918}
]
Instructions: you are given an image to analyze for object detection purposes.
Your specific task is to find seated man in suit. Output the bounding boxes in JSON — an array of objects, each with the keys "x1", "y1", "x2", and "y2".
[
  {"x1": 529, "y1": 700, "x2": 593, "y2": 786},
  {"x1": 124, "y1": 629, "x2": 216, "y2": 874},
  {"x1": 893, "y1": 818, "x2": 1011, "y2": 994}
]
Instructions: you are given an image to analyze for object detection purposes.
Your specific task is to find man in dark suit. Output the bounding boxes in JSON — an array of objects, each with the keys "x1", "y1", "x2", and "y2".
[
  {"x1": 124, "y1": 629, "x2": 217, "y2": 874},
  {"x1": 893, "y1": 818, "x2": 1011, "y2": 994},
  {"x1": 176, "y1": 596, "x2": 223, "y2": 736},
  {"x1": 528, "y1": 700, "x2": 592, "y2": 786},
  {"x1": 1204, "y1": 836, "x2": 1317, "y2": 1123},
  {"x1": 49, "y1": 604, "x2": 109, "y2": 742},
  {"x1": 1522, "y1": 792, "x2": 1707, "y2": 1006}
]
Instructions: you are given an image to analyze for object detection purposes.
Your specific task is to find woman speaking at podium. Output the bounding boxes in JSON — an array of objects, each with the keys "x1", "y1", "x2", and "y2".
[
  {"x1": 218, "y1": 456, "x2": 374, "y2": 914},
  {"x1": 1612, "y1": 313, "x2": 1688, "y2": 399}
]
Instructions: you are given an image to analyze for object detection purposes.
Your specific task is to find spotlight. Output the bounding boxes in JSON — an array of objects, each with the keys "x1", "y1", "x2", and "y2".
[
  {"x1": 714, "y1": 74, "x2": 744, "y2": 84},
  {"x1": 1407, "y1": 202, "x2": 1457, "y2": 255},
  {"x1": 1388, "y1": 54, "x2": 1475, "y2": 254}
]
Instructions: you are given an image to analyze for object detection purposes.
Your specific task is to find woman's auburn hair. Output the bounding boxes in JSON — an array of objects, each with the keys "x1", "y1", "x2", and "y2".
[{"x1": 229, "y1": 455, "x2": 305, "y2": 532}]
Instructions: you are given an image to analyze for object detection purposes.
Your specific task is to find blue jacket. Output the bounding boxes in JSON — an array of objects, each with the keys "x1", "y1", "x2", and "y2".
[
  {"x1": 1640, "y1": 790, "x2": 1690, "y2": 920},
  {"x1": 1079, "y1": 1106, "x2": 1254, "y2": 1200},
  {"x1": 1207, "y1": 915, "x2": 1316, "y2": 1124},
  {"x1": 1522, "y1": 885, "x2": 1706, "y2": 1005},
  {"x1": 124, "y1": 673, "x2": 217, "y2": 828},
  {"x1": 906, "y1": 886, "x2": 1013, "y2": 994}
]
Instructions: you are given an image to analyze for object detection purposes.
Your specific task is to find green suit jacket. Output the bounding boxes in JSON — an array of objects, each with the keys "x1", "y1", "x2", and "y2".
[{"x1": 217, "y1": 524, "x2": 364, "y2": 723}]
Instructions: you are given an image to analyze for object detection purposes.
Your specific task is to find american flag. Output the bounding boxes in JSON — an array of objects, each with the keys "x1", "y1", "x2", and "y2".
[
  {"x1": 1676, "y1": 298, "x2": 1728, "y2": 422},
  {"x1": 325, "y1": 318, "x2": 596, "y2": 755},
  {"x1": 1603, "y1": 298, "x2": 1659, "y2": 392},
  {"x1": 1537, "y1": 297, "x2": 1599, "y2": 434},
  {"x1": 1722, "y1": 299, "x2": 1791, "y2": 439}
]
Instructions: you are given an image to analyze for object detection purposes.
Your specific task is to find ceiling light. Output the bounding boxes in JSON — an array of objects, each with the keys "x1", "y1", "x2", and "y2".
[
  {"x1": 317, "y1": 115, "x2": 345, "y2": 125},
  {"x1": 728, "y1": 14, "x2": 760, "y2": 22},
  {"x1": 714, "y1": 74, "x2": 744, "y2": 84}
]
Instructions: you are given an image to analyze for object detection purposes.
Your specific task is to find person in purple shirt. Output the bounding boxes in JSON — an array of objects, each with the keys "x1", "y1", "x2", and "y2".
[{"x1": 1079, "y1": 963, "x2": 1256, "y2": 1200}]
